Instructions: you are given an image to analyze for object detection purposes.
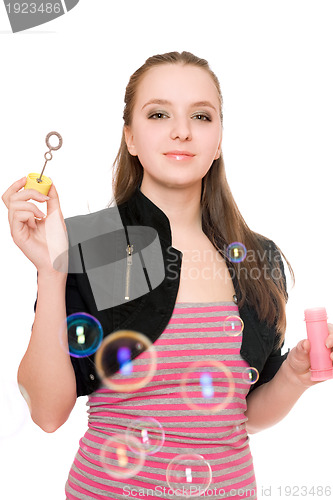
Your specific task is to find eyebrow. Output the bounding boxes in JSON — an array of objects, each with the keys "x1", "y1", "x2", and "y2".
[{"x1": 141, "y1": 99, "x2": 217, "y2": 112}]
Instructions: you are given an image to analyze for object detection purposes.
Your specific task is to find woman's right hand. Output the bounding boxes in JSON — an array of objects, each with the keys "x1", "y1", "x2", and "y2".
[{"x1": 2, "y1": 177, "x2": 68, "y2": 275}]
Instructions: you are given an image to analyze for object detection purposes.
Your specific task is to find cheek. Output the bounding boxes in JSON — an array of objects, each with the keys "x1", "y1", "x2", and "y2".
[
  {"x1": 136, "y1": 125, "x2": 161, "y2": 150},
  {"x1": 135, "y1": 131, "x2": 161, "y2": 167},
  {"x1": 196, "y1": 124, "x2": 220, "y2": 146},
  {"x1": 202, "y1": 134, "x2": 220, "y2": 157}
]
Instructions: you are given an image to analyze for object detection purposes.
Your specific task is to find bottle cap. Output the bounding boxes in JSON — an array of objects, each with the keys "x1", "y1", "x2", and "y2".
[
  {"x1": 304, "y1": 307, "x2": 327, "y2": 323},
  {"x1": 310, "y1": 367, "x2": 333, "y2": 381},
  {"x1": 24, "y1": 173, "x2": 52, "y2": 196}
]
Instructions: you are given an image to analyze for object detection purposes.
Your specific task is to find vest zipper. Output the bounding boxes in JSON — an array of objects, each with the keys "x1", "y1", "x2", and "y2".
[{"x1": 125, "y1": 244, "x2": 134, "y2": 300}]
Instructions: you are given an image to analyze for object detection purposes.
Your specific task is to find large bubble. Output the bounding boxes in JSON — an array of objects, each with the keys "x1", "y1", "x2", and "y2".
[
  {"x1": 126, "y1": 417, "x2": 165, "y2": 455},
  {"x1": 99, "y1": 433, "x2": 145, "y2": 479},
  {"x1": 60, "y1": 312, "x2": 104, "y2": 358},
  {"x1": 95, "y1": 330, "x2": 157, "y2": 392},
  {"x1": 180, "y1": 360, "x2": 235, "y2": 414}
]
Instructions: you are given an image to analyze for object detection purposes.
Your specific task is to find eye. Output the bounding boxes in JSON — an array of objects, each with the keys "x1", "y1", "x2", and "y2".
[
  {"x1": 192, "y1": 114, "x2": 211, "y2": 122},
  {"x1": 148, "y1": 112, "x2": 169, "y2": 119}
]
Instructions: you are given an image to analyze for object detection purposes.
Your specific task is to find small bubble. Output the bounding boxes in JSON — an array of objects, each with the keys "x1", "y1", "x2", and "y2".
[
  {"x1": 226, "y1": 242, "x2": 247, "y2": 263},
  {"x1": 222, "y1": 315, "x2": 244, "y2": 337},
  {"x1": 166, "y1": 454, "x2": 212, "y2": 497},
  {"x1": 242, "y1": 367, "x2": 259, "y2": 385}
]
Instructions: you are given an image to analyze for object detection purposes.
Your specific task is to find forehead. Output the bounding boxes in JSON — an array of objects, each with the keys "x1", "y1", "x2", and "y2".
[{"x1": 135, "y1": 64, "x2": 220, "y2": 108}]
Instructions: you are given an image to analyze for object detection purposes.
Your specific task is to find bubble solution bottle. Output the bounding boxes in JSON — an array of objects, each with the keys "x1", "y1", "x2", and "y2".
[{"x1": 304, "y1": 307, "x2": 333, "y2": 381}]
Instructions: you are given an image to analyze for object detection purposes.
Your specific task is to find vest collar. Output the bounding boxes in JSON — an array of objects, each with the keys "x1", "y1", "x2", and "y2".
[{"x1": 126, "y1": 185, "x2": 173, "y2": 245}]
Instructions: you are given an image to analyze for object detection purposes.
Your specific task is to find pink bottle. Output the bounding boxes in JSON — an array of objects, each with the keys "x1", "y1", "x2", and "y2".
[{"x1": 304, "y1": 307, "x2": 333, "y2": 381}]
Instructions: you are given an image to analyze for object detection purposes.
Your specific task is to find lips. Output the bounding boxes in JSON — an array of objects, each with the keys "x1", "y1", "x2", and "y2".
[{"x1": 164, "y1": 151, "x2": 195, "y2": 160}]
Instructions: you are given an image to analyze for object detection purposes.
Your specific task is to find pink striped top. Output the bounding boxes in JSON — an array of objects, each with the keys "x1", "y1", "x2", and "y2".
[{"x1": 65, "y1": 302, "x2": 257, "y2": 500}]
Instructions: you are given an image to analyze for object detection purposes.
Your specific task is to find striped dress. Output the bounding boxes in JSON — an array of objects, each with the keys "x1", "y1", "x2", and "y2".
[{"x1": 65, "y1": 301, "x2": 257, "y2": 500}]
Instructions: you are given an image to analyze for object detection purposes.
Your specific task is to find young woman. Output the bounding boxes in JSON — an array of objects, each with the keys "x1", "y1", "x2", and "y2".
[{"x1": 3, "y1": 51, "x2": 333, "y2": 500}]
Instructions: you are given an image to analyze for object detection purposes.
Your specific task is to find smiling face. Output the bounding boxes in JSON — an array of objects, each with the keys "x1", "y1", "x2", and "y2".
[{"x1": 124, "y1": 64, "x2": 223, "y2": 190}]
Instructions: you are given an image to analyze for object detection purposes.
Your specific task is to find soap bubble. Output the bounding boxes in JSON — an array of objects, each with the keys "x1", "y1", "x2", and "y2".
[
  {"x1": 99, "y1": 433, "x2": 145, "y2": 479},
  {"x1": 226, "y1": 242, "x2": 247, "y2": 263},
  {"x1": 0, "y1": 381, "x2": 31, "y2": 439},
  {"x1": 242, "y1": 367, "x2": 259, "y2": 385},
  {"x1": 221, "y1": 315, "x2": 244, "y2": 337},
  {"x1": 166, "y1": 453, "x2": 212, "y2": 497},
  {"x1": 200, "y1": 373, "x2": 214, "y2": 398},
  {"x1": 126, "y1": 417, "x2": 165, "y2": 454},
  {"x1": 117, "y1": 346, "x2": 133, "y2": 375},
  {"x1": 60, "y1": 312, "x2": 104, "y2": 358},
  {"x1": 95, "y1": 330, "x2": 157, "y2": 392},
  {"x1": 180, "y1": 360, "x2": 235, "y2": 414}
]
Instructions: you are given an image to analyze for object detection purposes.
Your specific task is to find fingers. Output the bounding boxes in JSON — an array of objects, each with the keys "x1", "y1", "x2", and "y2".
[
  {"x1": 44, "y1": 183, "x2": 62, "y2": 216},
  {"x1": 1, "y1": 177, "x2": 27, "y2": 208},
  {"x1": 292, "y1": 339, "x2": 311, "y2": 372},
  {"x1": 3, "y1": 177, "x2": 62, "y2": 226},
  {"x1": 9, "y1": 188, "x2": 50, "y2": 205},
  {"x1": 296, "y1": 339, "x2": 311, "y2": 359},
  {"x1": 7, "y1": 190, "x2": 49, "y2": 231},
  {"x1": 325, "y1": 323, "x2": 333, "y2": 360},
  {"x1": 12, "y1": 210, "x2": 38, "y2": 233},
  {"x1": 8, "y1": 201, "x2": 46, "y2": 226}
]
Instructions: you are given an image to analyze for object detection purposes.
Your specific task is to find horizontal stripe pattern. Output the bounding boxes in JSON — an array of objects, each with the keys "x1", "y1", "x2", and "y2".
[{"x1": 65, "y1": 302, "x2": 257, "y2": 499}]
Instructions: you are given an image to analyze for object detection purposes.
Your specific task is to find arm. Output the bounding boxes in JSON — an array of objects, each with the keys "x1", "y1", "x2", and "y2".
[
  {"x1": 245, "y1": 324, "x2": 333, "y2": 434},
  {"x1": 18, "y1": 271, "x2": 77, "y2": 433}
]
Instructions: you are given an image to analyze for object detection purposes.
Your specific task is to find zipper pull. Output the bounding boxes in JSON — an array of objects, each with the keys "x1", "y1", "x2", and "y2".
[
  {"x1": 125, "y1": 244, "x2": 134, "y2": 300},
  {"x1": 126, "y1": 244, "x2": 133, "y2": 265}
]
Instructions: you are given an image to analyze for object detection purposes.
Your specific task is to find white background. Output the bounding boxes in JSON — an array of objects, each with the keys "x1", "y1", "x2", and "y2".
[{"x1": 1, "y1": 1, "x2": 332, "y2": 499}]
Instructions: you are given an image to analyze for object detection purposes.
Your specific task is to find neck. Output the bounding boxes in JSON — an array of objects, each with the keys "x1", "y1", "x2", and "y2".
[{"x1": 139, "y1": 177, "x2": 203, "y2": 239}]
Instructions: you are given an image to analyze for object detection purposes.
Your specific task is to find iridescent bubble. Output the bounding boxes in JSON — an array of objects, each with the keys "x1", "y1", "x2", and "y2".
[
  {"x1": 60, "y1": 312, "x2": 104, "y2": 358},
  {"x1": 117, "y1": 346, "x2": 132, "y2": 375},
  {"x1": 180, "y1": 360, "x2": 235, "y2": 414},
  {"x1": 99, "y1": 433, "x2": 145, "y2": 479},
  {"x1": 200, "y1": 373, "x2": 214, "y2": 398},
  {"x1": 226, "y1": 242, "x2": 247, "y2": 263},
  {"x1": 0, "y1": 381, "x2": 31, "y2": 439},
  {"x1": 95, "y1": 330, "x2": 157, "y2": 392},
  {"x1": 126, "y1": 417, "x2": 165, "y2": 454},
  {"x1": 222, "y1": 315, "x2": 244, "y2": 337},
  {"x1": 166, "y1": 453, "x2": 212, "y2": 497},
  {"x1": 242, "y1": 367, "x2": 259, "y2": 385}
]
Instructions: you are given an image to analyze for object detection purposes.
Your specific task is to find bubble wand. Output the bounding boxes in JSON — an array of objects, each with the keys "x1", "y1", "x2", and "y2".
[{"x1": 24, "y1": 131, "x2": 63, "y2": 195}]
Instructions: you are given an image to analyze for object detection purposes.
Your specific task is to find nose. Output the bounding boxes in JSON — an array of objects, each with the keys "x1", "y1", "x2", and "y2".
[{"x1": 170, "y1": 116, "x2": 192, "y2": 141}]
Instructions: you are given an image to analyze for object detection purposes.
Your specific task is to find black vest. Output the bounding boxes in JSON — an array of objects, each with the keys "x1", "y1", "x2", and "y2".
[{"x1": 40, "y1": 186, "x2": 289, "y2": 397}]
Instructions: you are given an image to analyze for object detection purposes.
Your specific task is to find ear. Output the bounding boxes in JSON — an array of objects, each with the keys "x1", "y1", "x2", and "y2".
[
  {"x1": 124, "y1": 125, "x2": 138, "y2": 156},
  {"x1": 214, "y1": 133, "x2": 222, "y2": 160}
]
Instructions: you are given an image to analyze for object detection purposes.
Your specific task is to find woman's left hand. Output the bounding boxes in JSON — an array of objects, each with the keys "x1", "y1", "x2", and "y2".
[{"x1": 284, "y1": 323, "x2": 333, "y2": 388}]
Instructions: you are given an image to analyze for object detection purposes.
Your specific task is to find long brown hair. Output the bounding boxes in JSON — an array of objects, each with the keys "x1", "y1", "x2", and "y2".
[{"x1": 108, "y1": 51, "x2": 294, "y2": 348}]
